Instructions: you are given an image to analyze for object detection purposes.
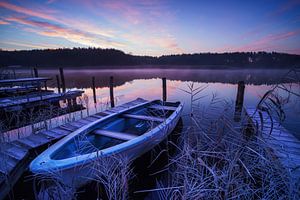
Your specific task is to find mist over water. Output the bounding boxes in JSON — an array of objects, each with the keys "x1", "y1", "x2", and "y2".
[{"x1": 6, "y1": 68, "x2": 299, "y2": 140}]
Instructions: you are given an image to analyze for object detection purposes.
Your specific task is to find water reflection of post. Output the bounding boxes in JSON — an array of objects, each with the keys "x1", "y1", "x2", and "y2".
[
  {"x1": 33, "y1": 67, "x2": 38, "y2": 77},
  {"x1": 59, "y1": 67, "x2": 66, "y2": 93},
  {"x1": 56, "y1": 75, "x2": 61, "y2": 93},
  {"x1": 92, "y1": 76, "x2": 97, "y2": 104},
  {"x1": 234, "y1": 81, "x2": 245, "y2": 122},
  {"x1": 110, "y1": 76, "x2": 115, "y2": 108},
  {"x1": 162, "y1": 77, "x2": 167, "y2": 102}
]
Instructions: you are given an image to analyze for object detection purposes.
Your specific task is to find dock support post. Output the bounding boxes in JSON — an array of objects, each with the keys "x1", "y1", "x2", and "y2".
[
  {"x1": 56, "y1": 75, "x2": 61, "y2": 93},
  {"x1": 33, "y1": 67, "x2": 38, "y2": 77},
  {"x1": 109, "y1": 76, "x2": 115, "y2": 108},
  {"x1": 162, "y1": 77, "x2": 167, "y2": 102},
  {"x1": 92, "y1": 76, "x2": 97, "y2": 104},
  {"x1": 234, "y1": 81, "x2": 245, "y2": 122},
  {"x1": 59, "y1": 67, "x2": 66, "y2": 93}
]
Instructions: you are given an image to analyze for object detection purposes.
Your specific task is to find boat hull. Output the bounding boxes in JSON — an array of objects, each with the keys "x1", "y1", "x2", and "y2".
[{"x1": 30, "y1": 99, "x2": 183, "y2": 188}]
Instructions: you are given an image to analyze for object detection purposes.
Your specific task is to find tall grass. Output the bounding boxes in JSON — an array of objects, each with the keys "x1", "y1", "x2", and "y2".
[
  {"x1": 91, "y1": 155, "x2": 133, "y2": 200},
  {"x1": 143, "y1": 79, "x2": 300, "y2": 199}
]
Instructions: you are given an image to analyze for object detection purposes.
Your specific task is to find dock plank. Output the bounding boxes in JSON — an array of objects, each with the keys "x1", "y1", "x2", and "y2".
[
  {"x1": 246, "y1": 107, "x2": 300, "y2": 179},
  {"x1": 2, "y1": 143, "x2": 28, "y2": 161},
  {"x1": 0, "y1": 90, "x2": 84, "y2": 110},
  {"x1": 77, "y1": 118, "x2": 94, "y2": 124},
  {"x1": 60, "y1": 124, "x2": 78, "y2": 132},
  {"x1": 41, "y1": 130, "x2": 65, "y2": 139},
  {"x1": 0, "y1": 77, "x2": 51, "y2": 85},
  {"x1": 50, "y1": 127, "x2": 71, "y2": 135}
]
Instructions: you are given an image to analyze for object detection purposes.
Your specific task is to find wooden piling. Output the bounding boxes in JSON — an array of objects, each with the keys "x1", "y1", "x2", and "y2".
[
  {"x1": 109, "y1": 76, "x2": 115, "y2": 108},
  {"x1": 234, "y1": 81, "x2": 245, "y2": 122},
  {"x1": 92, "y1": 76, "x2": 97, "y2": 104},
  {"x1": 59, "y1": 67, "x2": 66, "y2": 93},
  {"x1": 56, "y1": 75, "x2": 61, "y2": 93},
  {"x1": 162, "y1": 77, "x2": 167, "y2": 102},
  {"x1": 33, "y1": 67, "x2": 38, "y2": 77}
]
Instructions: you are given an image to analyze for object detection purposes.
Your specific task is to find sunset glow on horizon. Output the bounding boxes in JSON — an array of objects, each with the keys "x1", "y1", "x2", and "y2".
[{"x1": 0, "y1": 0, "x2": 300, "y2": 56}]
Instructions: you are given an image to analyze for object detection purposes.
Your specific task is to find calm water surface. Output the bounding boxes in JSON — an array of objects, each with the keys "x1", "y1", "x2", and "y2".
[{"x1": 5, "y1": 68, "x2": 300, "y2": 140}]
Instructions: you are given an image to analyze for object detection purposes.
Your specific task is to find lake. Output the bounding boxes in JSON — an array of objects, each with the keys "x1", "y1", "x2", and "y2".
[{"x1": 4, "y1": 68, "x2": 300, "y2": 140}]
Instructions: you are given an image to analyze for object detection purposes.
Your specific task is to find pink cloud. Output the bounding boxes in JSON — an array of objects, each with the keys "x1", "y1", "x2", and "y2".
[
  {"x1": 1, "y1": 40, "x2": 60, "y2": 49},
  {"x1": 217, "y1": 30, "x2": 300, "y2": 53},
  {"x1": 0, "y1": 19, "x2": 9, "y2": 25},
  {"x1": 5, "y1": 17, "x2": 124, "y2": 48},
  {"x1": 0, "y1": 1, "x2": 115, "y2": 38},
  {"x1": 236, "y1": 30, "x2": 300, "y2": 52},
  {"x1": 0, "y1": 1, "x2": 57, "y2": 22}
]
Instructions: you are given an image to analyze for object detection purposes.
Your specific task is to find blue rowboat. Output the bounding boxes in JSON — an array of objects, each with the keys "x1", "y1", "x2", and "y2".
[{"x1": 30, "y1": 99, "x2": 183, "y2": 187}]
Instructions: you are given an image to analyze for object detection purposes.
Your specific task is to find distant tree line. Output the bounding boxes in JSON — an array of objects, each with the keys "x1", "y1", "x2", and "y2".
[{"x1": 0, "y1": 47, "x2": 299, "y2": 68}]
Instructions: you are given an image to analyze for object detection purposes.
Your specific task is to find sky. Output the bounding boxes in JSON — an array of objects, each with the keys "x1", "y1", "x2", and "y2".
[{"x1": 0, "y1": 0, "x2": 300, "y2": 56}]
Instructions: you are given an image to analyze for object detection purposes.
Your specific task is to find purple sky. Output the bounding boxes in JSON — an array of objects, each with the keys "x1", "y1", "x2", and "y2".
[{"x1": 0, "y1": 0, "x2": 300, "y2": 55}]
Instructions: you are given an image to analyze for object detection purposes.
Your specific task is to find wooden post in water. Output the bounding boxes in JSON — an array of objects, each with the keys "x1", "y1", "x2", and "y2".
[
  {"x1": 33, "y1": 67, "x2": 39, "y2": 77},
  {"x1": 56, "y1": 75, "x2": 61, "y2": 93},
  {"x1": 234, "y1": 81, "x2": 245, "y2": 122},
  {"x1": 109, "y1": 76, "x2": 115, "y2": 108},
  {"x1": 59, "y1": 67, "x2": 66, "y2": 93},
  {"x1": 92, "y1": 76, "x2": 97, "y2": 104},
  {"x1": 44, "y1": 80, "x2": 48, "y2": 91},
  {"x1": 162, "y1": 77, "x2": 167, "y2": 102}
]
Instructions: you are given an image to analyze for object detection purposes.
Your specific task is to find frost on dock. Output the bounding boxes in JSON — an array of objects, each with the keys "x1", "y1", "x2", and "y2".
[{"x1": 246, "y1": 108, "x2": 300, "y2": 192}]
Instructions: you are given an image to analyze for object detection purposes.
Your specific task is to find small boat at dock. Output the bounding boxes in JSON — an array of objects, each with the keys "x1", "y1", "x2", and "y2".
[{"x1": 30, "y1": 99, "x2": 183, "y2": 187}]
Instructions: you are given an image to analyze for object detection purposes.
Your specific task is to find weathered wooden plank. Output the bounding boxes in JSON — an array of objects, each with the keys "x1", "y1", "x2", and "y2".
[
  {"x1": 41, "y1": 130, "x2": 64, "y2": 139},
  {"x1": 15, "y1": 134, "x2": 50, "y2": 149},
  {"x1": 93, "y1": 129, "x2": 137, "y2": 141},
  {"x1": 148, "y1": 104, "x2": 177, "y2": 111},
  {"x1": 102, "y1": 110, "x2": 116, "y2": 115},
  {"x1": 77, "y1": 118, "x2": 94, "y2": 124},
  {"x1": 60, "y1": 125, "x2": 78, "y2": 132},
  {"x1": 0, "y1": 77, "x2": 51, "y2": 84},
  {"x1": 0, "y1": 90, "x2": 84, "y2": 109},
  {"x1": 122, "y1": 114, "x2": 164, "y2": 122},
  {"x1": 0, "y1": 86, "x2": 37, "y2": 94},
  {"x1": 85, "y1": 116, "x2": 100, "y2": 121},
  {"x1": 109, "y1": 106, "x2": 127, "y2": 112},
  {"x1": 95, "y1": 112, "x2": 110, "y2": 117},
  {"x1": 69, "y1": 121, "x2": 86, "y2": 128},
  {"x1": 246, "y1": 107, "x2": 300, "y2": 179},
  {"x1": 2, "y1": 143, "x2": 28, "y2": 161},
  {"x1": 50, "y1": 127, "x2": 71, "y2": 135},
  {"x1": 90, "y1": 114, "x2": 103, "y2": 119}
]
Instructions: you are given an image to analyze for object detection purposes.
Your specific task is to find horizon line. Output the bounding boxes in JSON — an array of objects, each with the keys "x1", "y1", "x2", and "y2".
[{"x1": 1, "y1": 47, "x2": 300, "y2": 57}]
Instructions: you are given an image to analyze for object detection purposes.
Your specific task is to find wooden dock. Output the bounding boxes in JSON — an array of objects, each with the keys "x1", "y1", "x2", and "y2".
[
  {"x1": 0, "y1": 74, "x2": 85, "y2": 132},
  {"x1": 0, "y1": 98, "x2": 147, "y2": 200},
  {"x1": 0, "y1": 77, "x2": 51, "y2": 85},
  {"x1": 0, "y1": 90, "x2": 84, "y2": 112},
  {"x1": 246, "y1": 108, "x2": 300, "y2": 189}
]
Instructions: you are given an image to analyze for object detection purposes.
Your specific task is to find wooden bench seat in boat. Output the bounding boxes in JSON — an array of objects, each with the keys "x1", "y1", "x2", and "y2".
[
  {"x1": 148, "y1": 105, "x2": 177, "y2": 111},
  {"x1": 122, "y1": 114, "x2": 165, "y2": 123},
  {"x1": 93, "y1": 129, "x2": 138, "y2": 141}
]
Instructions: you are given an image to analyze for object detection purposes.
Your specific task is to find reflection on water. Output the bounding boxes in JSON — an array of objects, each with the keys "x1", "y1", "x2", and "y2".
[{"x1": 4, "y1": 68, "x2": 300, "y2": 140}]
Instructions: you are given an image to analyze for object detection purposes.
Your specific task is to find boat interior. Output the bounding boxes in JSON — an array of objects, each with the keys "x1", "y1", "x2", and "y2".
[{"x1": 51, "y1": 101, "x2": 180, "y2": 160}]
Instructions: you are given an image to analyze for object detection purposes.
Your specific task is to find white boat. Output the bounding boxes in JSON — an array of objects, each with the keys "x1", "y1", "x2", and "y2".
[{"x1": 30, "y1": 99, "x2": 183, "y2": 187}]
